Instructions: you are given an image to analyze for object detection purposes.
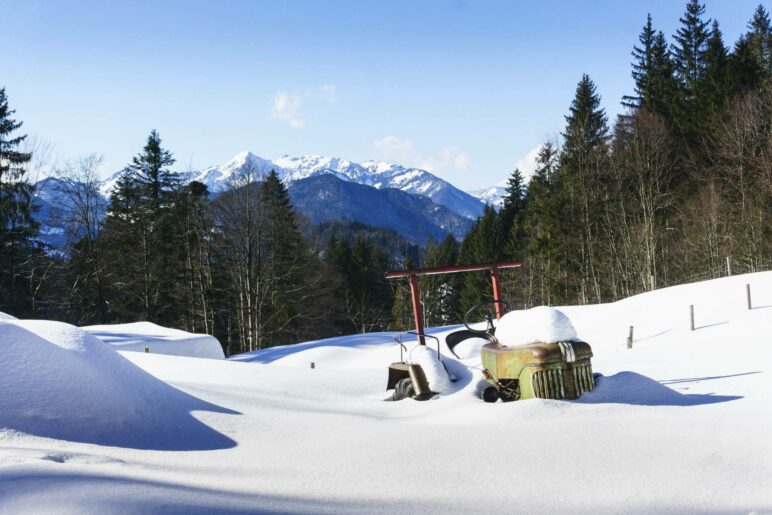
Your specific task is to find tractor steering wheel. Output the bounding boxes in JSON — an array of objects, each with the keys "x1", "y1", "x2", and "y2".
[{"x1": 463, "y1": 300, "x2": 511, "y2": 333}]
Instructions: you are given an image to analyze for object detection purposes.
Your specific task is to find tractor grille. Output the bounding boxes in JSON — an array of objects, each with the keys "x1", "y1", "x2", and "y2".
[
  {"x1": 572, "y1": 361, "x2": 594, "y2": 396},
  {"x1": 532, "y1": 369, "x2": 567, "y2": 399},
  {"x1": 531, "y1": 361, "x2": 594, "y2": 400}
]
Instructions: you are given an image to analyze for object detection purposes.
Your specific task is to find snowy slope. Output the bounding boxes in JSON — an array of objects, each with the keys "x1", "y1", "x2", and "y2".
[
  {"x1": 82, "y1": 321, "x2": 225, "y2": 359},
  {"x1": 1, "y1": 272, "x2": 771, "y2": 513},
  {"x1": 468, "y1": 185, "x2": 506, "y2": 208}
]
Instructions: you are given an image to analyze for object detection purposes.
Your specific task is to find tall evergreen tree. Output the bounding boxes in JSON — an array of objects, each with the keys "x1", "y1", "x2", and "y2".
[
  {"x1": 458, "y1": 205, "x2": 502, "y2": 316},
  {"x1": 697, "y1": 21, "x2": 731, "y2": 135},
  {"x1": 129, "y1": 130, "x2": 178, "y2": 209},
  {"x1": 624, "y1": 16, "x2": 680, "y2": 122},
  {"x1": 747, "y1": 4, "x2": 772, "y2": 76},
  {"x1": 101, "y1": 131, "x2": 181, "y2": 323},
  {"x1": 498, "y1": 167, "x2": 526, "y2": 245},
  {"x1": 623, "y1": 14, "x2": 659, "y2": 110},
  {"x1": 522, "y1": 143, "x2": 560, "y2": 306},
  {"x1": 0, "y1": 88, "x2": 38, "y2": 315},
  {"x1": 557, "y1": 74, "x2": 610, "y2": 303},
  {"x1": 258, "y1": 170, "x2": 306, "y2": 342},
  {"x1": 672, "y1": 0, "x2": 711, "y2": 95}
]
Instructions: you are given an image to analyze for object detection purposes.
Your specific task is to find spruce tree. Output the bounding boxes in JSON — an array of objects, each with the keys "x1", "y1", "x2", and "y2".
[
  {"x1": 523, "y1": 143, "x2": 560, "y2": 306},
  {"x1": 562, "y1": 74, "x2": 609, "y2": 157},
  {"x1": 624, "y1": 16, "x2": 680, "y2": 122},
  {"x1": 557, "y1": 74, "x2": 610, "y2": 303},
  {"x1": 101, "y1": 131, "x2": 181, "y2": 323},
  {"x1": 498, "y1": 167, "x2": 526, "y2": 245},
  {"x1": 0, "y1": 87, "x2": 38, "y2": 315},
  {"x1": 623, "y1": 14, "x2": 658, "y2": 110},
  {"x1": 672, "y1": 0, "x2": 711, "y2": 96},
  {"x1": 731, "y1": 35, "x2": 766, "y2": 93},
  {"x1": 259, "y1": 170, "x2": 306, "y2": 342},
  {"x1": 697, "y1": 21, "x2": 731, "y2": 130},
  {"x1": 747, "y1": 4, "x2": 772, "y2": 76},
  {"x1": 129, "y1": 130, "x2": 178, "y2": 210},
  {"x1": 458, "y1": 205, "x2": 502, "y2": 317}
]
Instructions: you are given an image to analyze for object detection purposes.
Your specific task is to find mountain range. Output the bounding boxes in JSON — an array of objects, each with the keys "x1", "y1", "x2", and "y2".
[{"x1": 38, "y1": 151, "x2": 501, "y2": 249}]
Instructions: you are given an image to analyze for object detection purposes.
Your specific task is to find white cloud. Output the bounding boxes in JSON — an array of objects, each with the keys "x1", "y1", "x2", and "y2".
[
  {"x1": 371, "y1": 135, "x2": 471, "y2": 177},
  {"x1": 511, "y1": 144, "x2": 544, "y2": 183},
  {"x1": 372, "y1": 135, "x2": 416, "y2": 163},
  {"x1": 270, "y1": 85, "x2": 337, "y2": 129},
  {"x1": 319, "y1": 84, "x2": 336, "y2": 100},
  {"x1": 271, "y1": 91, "x2": 305, "y2": 129}
]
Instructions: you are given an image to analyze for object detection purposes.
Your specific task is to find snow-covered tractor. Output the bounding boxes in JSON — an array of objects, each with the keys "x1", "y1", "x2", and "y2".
[
  {"x1": 447, "y1": 301, "x2": 595, "y2": 402},
  {"x1": 384, "y1": 261, "x2": 595, "y2": 403}
]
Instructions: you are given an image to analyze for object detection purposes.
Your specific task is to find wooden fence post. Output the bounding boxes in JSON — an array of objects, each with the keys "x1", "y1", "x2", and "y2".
[
  {"x1": 689, "y1": 305, "x2": 695, "y2": 331},
  {"x1": 746, "y1": 284, "x2": 752, "y2": 310},
  {"x1": 627, "y1": 326, "x2": 634, "y2": 349}
]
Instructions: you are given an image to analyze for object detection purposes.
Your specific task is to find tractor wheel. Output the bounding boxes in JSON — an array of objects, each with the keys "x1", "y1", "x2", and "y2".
[
  {"x1": 393, "y1": 377, "x2": 416, "y2": 401},
  {"x1": 481, "y1": 386, "x2": 500, "y2": 403}
]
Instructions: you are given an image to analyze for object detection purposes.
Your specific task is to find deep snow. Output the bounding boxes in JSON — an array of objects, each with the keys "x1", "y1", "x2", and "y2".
[
  {"x1": 82, "y1": 321, "x2": 224, "y2": 359},
  {"x1": 1, "y1": 272, "x2": 771, "y2": 513}
]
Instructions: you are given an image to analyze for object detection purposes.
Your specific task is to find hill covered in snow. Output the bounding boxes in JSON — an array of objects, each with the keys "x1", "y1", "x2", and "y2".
[{"x1": 1, "y1": 272, "x2": 771, "y2": 512}]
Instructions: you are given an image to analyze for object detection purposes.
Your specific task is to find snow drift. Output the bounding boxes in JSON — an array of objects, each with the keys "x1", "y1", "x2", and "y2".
[
  {"x1": 82, "y1": 321, "x2": 225, "y2": 359},
  {"x1": 0, "y1": 310, "x2": 17, "y2": 320},
  {"x1": 0, "y1": 319, "x2": 236, "y2": 450},
  {"x1": 494, "y1": 306, "x2": 577, "y2": 346}
]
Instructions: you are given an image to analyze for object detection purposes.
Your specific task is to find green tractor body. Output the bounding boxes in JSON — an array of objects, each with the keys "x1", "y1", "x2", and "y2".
[{"x1": 481, "y1": 340, "x2": 594, "y2": 401}]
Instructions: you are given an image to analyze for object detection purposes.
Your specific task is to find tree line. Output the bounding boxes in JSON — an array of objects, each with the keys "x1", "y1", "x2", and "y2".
[
  {"x1": 1, "y1": 1, "x2": 769, "y2": 353},
  {"x1": 413, "y1": 1, "x2": 771, "y2": 318}
]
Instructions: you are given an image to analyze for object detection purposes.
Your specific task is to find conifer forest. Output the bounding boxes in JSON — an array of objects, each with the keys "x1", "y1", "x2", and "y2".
[{"x1": 1, "y1": 1, "x2": 770, "y2": 354}]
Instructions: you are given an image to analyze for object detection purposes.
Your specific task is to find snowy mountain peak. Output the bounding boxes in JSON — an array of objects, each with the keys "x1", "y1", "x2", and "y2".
[
  {"x1": 94, "y1": 151, "x2": 485, "y2": 220},
  {"x1": 469, "y1": 186, "x2": 506, "y2": 208}
]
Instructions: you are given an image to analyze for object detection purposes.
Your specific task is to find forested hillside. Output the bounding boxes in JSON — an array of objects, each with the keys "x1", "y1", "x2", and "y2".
[{"x1": 0, "y1": 1, "x2": 769, "y2": 353}]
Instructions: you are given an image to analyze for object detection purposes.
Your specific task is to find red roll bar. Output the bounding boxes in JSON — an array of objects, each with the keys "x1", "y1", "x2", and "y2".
[{"x1": 385, "y1": 261, "x2": 521, "y2": 344}]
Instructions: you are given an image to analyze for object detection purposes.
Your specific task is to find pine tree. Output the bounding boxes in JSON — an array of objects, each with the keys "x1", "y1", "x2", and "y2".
[
  {"x1": 101, "y1": 131, "x2": 181, "y2": 323},
  {"x1": 624, "y1": 16, "x2": 680, "y2": 122},
  {"x1": 458, "y1": 205, "x2": 502, "y2": 317},
  {"x1": 522, "y1": 143, "x2": 560, "y2": 306},
  {"x1": 731, "y1": 35, "x2": 766, "y2": 93},
  {"x1": 562, "y1": 74, "x2": 610, "y2": 157},
  {"x1": 498, "y1": 167, "x2": 526, "y2": 247},
  {"x1": 258, "y1": 170, "x2": 306, "y2": 342},
  {"x1": 672, "y1": 0, "x2": 711, "y2": 96},
  {"x1": 0, "y1": 87, "x2": 38, "y2": 315},
  {"x1": 557, "y1": 74, "x2": 610, "y2": 303},
  {"x1": 747, "y1": 4, "x2": 772, "y2": 76},
  {"x1": 697, "y1": 21, "x2": 731, "y2": 133},
  {"x1": 623, "y1": 14, "x2": 658, "y2": 110},
  {"x1": 129, "y1": 130, "x2": 178, "y2": 210}
]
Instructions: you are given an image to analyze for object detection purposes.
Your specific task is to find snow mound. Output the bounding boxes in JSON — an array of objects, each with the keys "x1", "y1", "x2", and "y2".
[
  {"x1": 0, "y1": 311, "x2": 17, "y2": 320},
  {"x1": 0, "y1": 319, "x2": 236, "y2": 449},
  {"x1": 82, "y1": 321, "x2": 224, "y2": 359},
  {"x1": 494, "y1": 306, "x2": 577, "y2": 347},
  {"x1": 450, "y1": 336, "x2": 487, "y2": 360},
  {"x1": 578, "y1": 372, "x2": 741, "y2": 406},
  {"x1": 409, "y1": 345, "x2": 453, "y2": 393}
]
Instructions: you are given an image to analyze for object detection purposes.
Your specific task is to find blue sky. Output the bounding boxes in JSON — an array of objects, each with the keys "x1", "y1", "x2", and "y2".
[{"x1": 3, "y1": 0, "x2": 763, "y2": 190}]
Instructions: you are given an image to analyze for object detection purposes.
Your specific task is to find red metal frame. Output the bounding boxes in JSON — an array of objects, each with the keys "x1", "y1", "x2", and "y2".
[{"x1": 386, "y1": 261, "x2": 521, "y2": 344}]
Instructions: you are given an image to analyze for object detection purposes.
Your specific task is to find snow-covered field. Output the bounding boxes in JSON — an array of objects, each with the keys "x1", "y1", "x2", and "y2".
[{"x1": 1, "y1": 272, "x2": 771, "y2": 513}]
